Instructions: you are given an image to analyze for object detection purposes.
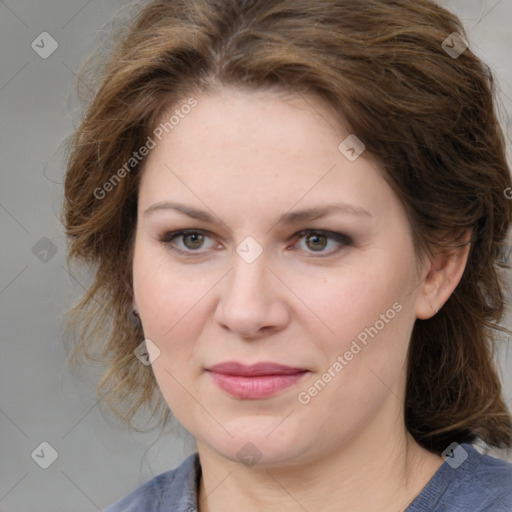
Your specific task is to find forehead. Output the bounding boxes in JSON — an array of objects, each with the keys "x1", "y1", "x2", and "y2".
[
  {"x1": 158, "y1": 86, "x2": 340, "y2": 158},
  {"x1": 138, "y1": 87, "x2": 399, "y2": 224}
]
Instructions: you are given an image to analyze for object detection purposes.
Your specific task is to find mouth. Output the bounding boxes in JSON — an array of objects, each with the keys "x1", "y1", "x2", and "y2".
[{"x1": 205, "y1": 361, "x2": 309, "y2": 399}]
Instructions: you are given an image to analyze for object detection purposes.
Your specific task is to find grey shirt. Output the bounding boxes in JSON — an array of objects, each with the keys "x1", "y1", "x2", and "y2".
[{"x1": 104, "y1": 443, "x2": 512, "y2": 511}]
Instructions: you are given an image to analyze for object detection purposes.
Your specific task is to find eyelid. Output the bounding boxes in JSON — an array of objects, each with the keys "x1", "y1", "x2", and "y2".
[
  {"x1": 159, "y1": 228, "x2": 352, "y2": 256},
  {"x1": 289, "y1": 229, "x2": 352, "y2": 257},
  {"x1": 159, "y1": 229, "x2": 217, "y2": 256}
]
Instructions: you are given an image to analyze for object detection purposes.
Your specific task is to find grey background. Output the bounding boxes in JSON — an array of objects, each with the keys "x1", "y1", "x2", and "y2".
[{"x1": 0, "y1": 1, "x2": 511, "y2": 511}]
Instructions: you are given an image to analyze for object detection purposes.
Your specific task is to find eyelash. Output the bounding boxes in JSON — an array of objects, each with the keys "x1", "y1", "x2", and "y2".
[{"x1": 159, "y1": 229, "x2": 353, "y2": 258}]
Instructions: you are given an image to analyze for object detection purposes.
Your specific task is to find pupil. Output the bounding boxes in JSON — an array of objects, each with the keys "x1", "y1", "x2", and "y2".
[
  {"x1": 184, "y1": 233, "x2": 203, "y2": 249},
  {"x1": 307, "y1": 234, "x2": 326, "y2": 251}
]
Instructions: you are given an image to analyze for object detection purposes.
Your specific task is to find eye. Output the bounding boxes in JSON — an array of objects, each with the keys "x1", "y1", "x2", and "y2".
[
  {"x1": 159, "y1": 228, "x2": 352, "y2": 257},
  {"x1": 159, "y1": 230, "x2": 218, "y2": 254},
  {"x1": 289, "y1": 229, "x2": 352, "y2": 256}
]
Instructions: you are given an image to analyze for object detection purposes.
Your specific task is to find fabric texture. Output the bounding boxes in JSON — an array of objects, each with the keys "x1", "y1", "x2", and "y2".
[{"x1": 104, "y1": 443, "x2": 512, "y2": 511}]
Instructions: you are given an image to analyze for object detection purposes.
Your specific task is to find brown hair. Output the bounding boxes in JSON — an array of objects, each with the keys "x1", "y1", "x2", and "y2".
[{"x1": 63, "y1": 0, "x2": 512, "y2": 453}]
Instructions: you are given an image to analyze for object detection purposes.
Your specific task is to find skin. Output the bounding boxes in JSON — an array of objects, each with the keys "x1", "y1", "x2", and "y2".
[{"x1": 132, "y1": 86, "x2": 471, "y2": 512}]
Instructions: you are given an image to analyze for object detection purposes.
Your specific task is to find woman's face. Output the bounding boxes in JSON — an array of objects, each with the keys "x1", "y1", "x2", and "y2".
[{"x1": 133, "y1": 86, "x2": 429, "y2": 467}]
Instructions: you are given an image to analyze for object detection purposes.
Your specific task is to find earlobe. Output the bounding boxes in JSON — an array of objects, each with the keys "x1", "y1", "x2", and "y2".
[
  {"x1": 414, "y1": 230, "x2": 472, "y2": 320},
  {"x1": 132, "y1": 297, "x2": 139, "y2": 317}
]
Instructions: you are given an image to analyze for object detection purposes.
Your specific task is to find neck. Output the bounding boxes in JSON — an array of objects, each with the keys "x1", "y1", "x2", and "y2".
[{"x1": 196, "y1": 409, "x2": 443, "y2": 512}]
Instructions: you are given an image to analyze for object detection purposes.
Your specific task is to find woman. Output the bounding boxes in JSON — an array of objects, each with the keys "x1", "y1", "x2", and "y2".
[{"x1": 63, "y1": 0, "x2": 512, "y2": 510}]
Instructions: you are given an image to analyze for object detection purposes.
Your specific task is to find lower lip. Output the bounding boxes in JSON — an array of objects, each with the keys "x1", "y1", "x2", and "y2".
[{"x1": 208, "y1": 371, "x2": 307, "y2": 399}]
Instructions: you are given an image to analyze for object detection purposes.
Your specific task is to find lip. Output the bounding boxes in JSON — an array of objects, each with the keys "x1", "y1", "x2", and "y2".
[{"x1": 206, "y1": 361, "x2": 309, "y2": 399}]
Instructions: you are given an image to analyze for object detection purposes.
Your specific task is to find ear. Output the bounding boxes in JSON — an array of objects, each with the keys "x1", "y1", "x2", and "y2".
[
  {"x1": 414, "y1": 229, "x2": 472, "y2": 320},
  {"x1": 132, "y1": 294, "x2": 139, "y2": 315}
]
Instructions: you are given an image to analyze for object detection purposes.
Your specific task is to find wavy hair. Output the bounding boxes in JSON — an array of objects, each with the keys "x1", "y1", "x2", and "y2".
[{"x1": 63, "y1": 0, "x2": 512, "y2": 453}]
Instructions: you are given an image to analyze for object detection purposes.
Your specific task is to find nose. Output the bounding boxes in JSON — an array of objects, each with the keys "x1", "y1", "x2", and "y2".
[{"x1": 213, "y1": 251, "x2": 290, "y2": 339}]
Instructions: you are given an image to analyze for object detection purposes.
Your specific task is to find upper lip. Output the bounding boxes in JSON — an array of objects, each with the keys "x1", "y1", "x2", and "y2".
[{"x1": 206, "y1": 361, "x2": 308, "y2": 376}]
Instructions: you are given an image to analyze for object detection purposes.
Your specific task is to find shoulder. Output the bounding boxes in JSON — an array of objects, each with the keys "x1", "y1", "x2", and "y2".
[
  {"x1": 466, "y1": 445, "x2": 512, "y2": 508},
  {"x1": 104, "y1": 452, "x2": 200, "y2": 512},
  {"x1": 408, "y1": 443, "x2": 512, "y2": 512}
]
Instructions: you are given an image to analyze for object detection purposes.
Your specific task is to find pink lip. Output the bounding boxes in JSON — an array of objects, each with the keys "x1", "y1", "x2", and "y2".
[{"x1": 206, "y1": 361, "x2": 308, "y2": 399}]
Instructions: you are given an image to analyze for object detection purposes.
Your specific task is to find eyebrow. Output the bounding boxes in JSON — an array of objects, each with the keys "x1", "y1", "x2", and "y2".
[{"x1": 144, "y1": 201, "x2": 372, "y2": 227}]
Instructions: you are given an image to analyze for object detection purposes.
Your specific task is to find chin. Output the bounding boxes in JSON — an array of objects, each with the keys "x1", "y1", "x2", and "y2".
[{"x1": 196, "y1": 415, "x2": 317, "y2": 469}]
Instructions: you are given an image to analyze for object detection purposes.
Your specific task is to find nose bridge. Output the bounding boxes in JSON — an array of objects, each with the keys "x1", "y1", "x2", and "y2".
[
  {"x1": 214, "y1": 242, "x2": 289, "y2": 336},
  {"x1": 227, "y1": 234, "x2": 270, "y2": 296},
  {"x1": 227, "y1": 247, "x2": 271, "y2": 305}
]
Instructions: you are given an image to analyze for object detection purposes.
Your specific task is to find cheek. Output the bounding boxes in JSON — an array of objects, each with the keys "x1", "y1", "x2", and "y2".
[
  {"x1": 295, "y1": 259, "x2": 414, "y2": 400},
  {"x1": 299, "y1": 263, "x2": 407, "y2": 342},
  {"x1": 294, "y1": 278, "x2": 411, "y2": 429},
  {"x1": 132, "y1": 253, "x2": 207, "y2": 410},
  {"x1": 132, "y1": 246, "x2": 209, "y2": 339}
]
